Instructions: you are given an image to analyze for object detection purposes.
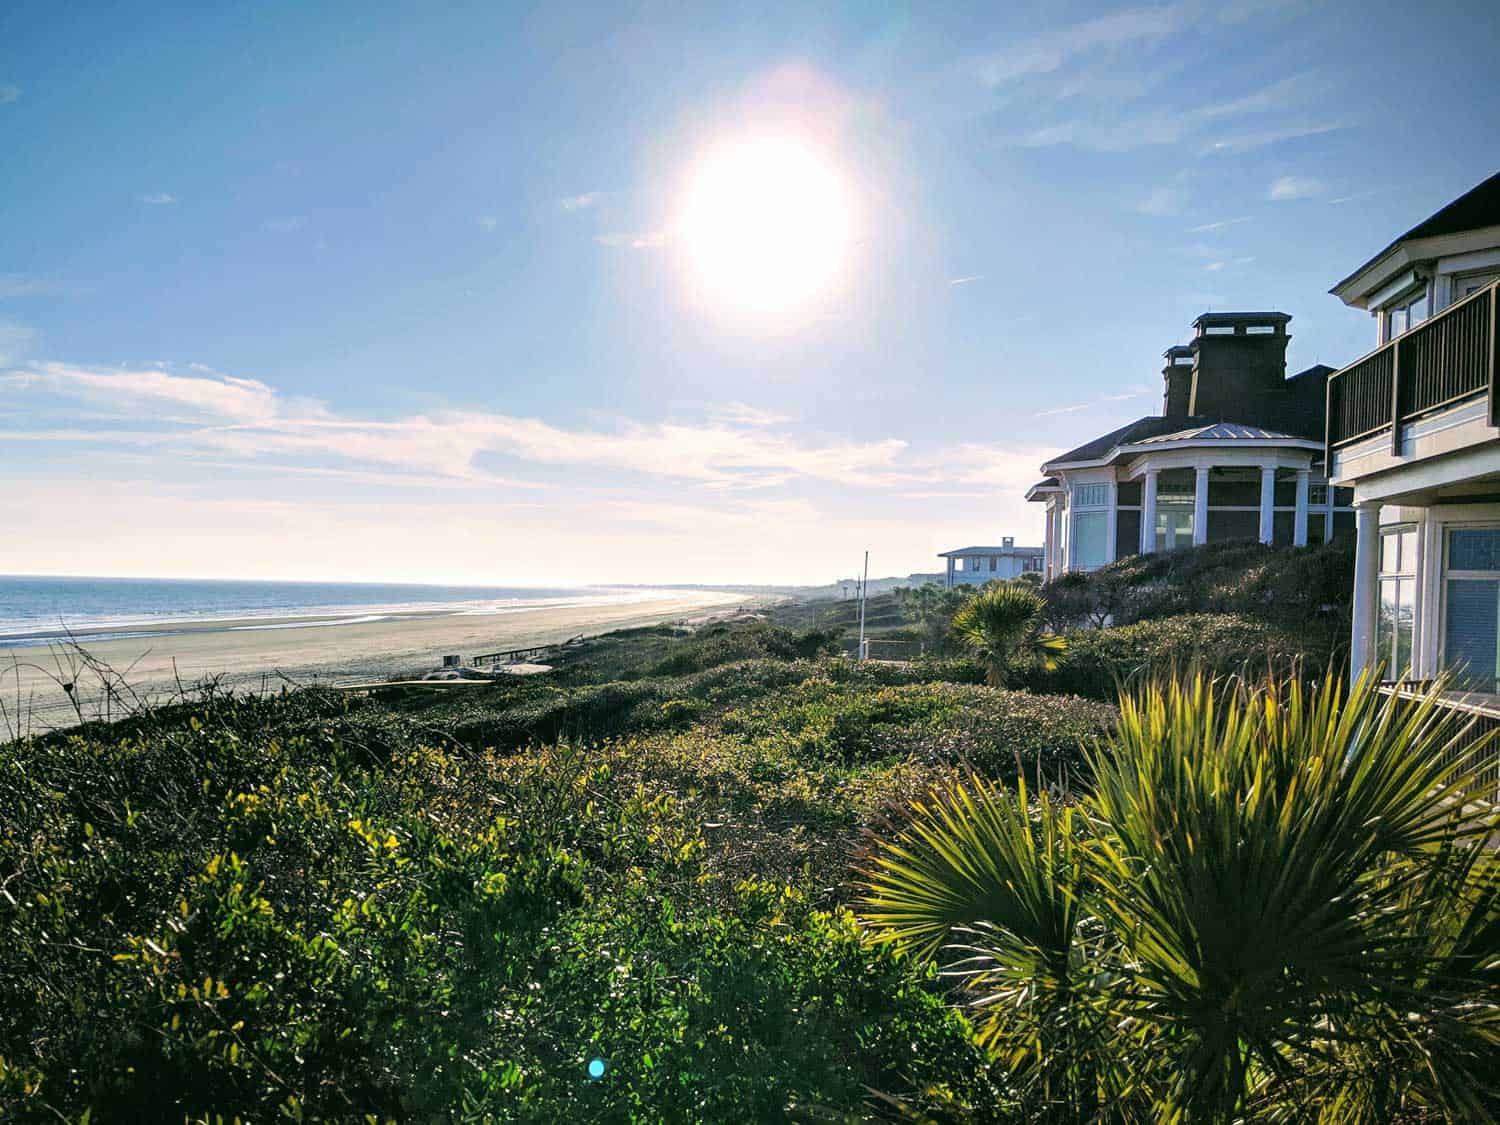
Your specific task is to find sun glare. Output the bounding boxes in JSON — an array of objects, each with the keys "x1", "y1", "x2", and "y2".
[{"x1": 677, "y1": 135, "x2": 853, "y2": 319}]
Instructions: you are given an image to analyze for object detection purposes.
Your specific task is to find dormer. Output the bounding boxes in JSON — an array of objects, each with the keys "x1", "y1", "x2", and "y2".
[{"x1": 1330, "y1": 171, "x2": 1500, "y2": 344}]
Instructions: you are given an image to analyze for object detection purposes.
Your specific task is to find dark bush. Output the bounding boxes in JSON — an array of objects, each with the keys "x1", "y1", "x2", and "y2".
[{"x1": 1014, "y1": 612, "x2": 1306, "y2": 699}]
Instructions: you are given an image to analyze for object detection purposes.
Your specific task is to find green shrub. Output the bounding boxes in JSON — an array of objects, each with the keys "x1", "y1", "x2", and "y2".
[
  {"x1": 0, "y1": 705, "x2": 997, "y2": 1121},
  {"x1": 1013, "y1": 612, "x2": 1305, "y2": 699}
]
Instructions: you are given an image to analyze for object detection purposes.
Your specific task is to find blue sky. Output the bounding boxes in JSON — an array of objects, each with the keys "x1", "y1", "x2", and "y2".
[{"x1": 2, "y1": 0, "x2": 1498, "y2": 584}]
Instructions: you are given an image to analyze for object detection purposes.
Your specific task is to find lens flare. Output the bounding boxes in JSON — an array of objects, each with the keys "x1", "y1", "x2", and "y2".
[{"x1": 677, "y1": 134, "x2": 853, "y2": 318}]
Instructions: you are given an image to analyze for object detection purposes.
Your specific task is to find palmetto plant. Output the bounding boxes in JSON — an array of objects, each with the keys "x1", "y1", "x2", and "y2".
[
  {"x1": 951, "y1": 584, "x2": 1066, "y2": 687},
  {"x1": 859, "y1": 672, "x2": 1500, "y2": 1123}
]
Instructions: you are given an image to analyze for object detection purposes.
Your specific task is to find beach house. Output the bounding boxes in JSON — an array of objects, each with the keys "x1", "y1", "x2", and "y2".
[
  {"x1": 1323, "y1": 171, "x2": 1500, "y2": 698},
  {"x1": 938, "y1": 537, "x2": 1044, "y2": 588},
  {"x1": 1027, "y1": 313, "x2": 1355, "y2": 580}
]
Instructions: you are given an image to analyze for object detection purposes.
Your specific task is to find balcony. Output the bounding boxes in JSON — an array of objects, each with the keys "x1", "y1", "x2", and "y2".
[{"x1": 1325, "y1": 279, "x2": 1500, "y2": 466}]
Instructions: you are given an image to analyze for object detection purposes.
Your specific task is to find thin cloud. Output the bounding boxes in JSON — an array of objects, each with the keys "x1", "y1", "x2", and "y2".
[
  {"x1": 710, "y1": 402, "x2": 796, "y2": 427},
  {"x1": 595, "y1": 231, "x2": 668, "y2": 250},
  {"x1": 1035, "y1": 387, "x2": 1153, "y2": 417},
  {"x1": 0, "y1": 275, "x2": 86, "y2": 299},
  {"x1": 972, "y1": 5, "x2": 1189, "y2": 86},
  {"x1": 263, "y1": 216, "x2": 306, "y2": 233},
  {"x1": 948, "y1": 275, "x2": 984, "y2": 286},
  {"x1": 478, "y1": 215, "x2": 498, "y2": 231},
  {"x1": 1269, "y1": 175, "x2": 1325, "y2": 200},
  {"x1": 559, "y1": 192, "x2": 603, "y2": 212},
  {"x1": 1007, "y1": 71, "x2": 1328, "y2": 154},
  {"x1": 1136, "y1": 184, "x2": 1190, "y2": 216},
  {"x1": 0, "y1": 84, "x2": 19, "y2": 105},
  {"x1": 1184, "y1": 216, "x2": 1250, "y2": 233},
  {"x1": 1203, "y1": 121, "x2": 1346, "y2": 154},
  {"x1": 140, "y1": 192, "x2": 177, "y2": 205},
  {"x1": 1327, "y1": 190, "x2": 1377, "y2": 205}
]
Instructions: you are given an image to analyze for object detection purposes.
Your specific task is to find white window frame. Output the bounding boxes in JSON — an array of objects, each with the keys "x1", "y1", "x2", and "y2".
[
  {"x1": 1438, "y1": 523, "x2": 1500, "y2": 688},
  {"x1": 1377, "y1": 523, "x2": 1418, "y2": 681},
  {"x1": 1073, "y1": 483, "x2": 1109, "y2": 508},
  {"x1": 1379, "y1": 284, "x2": 1430, "y2": 344}
]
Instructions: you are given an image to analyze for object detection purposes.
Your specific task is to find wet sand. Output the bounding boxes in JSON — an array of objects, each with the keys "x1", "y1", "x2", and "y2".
[{"x1": 0, "y1": 590, "x2": 751, "y2": 733}]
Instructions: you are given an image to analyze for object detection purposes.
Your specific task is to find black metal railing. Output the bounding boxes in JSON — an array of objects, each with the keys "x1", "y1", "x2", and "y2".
[{"x1": 1326, "y1": 280, "x2": 1500, "y2": 457}]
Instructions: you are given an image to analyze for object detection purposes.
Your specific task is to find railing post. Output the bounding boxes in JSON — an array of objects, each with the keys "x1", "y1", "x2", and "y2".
[
  {"x1": 1390, "y1": 337, "x2": 1402, "y2": 456},
  {"x1": 1488, "y1": 284, "x2": 1499, "y2": 429},
  {"x1": 1324, "y1": 371, "x2": 1335, "y2": 475}
]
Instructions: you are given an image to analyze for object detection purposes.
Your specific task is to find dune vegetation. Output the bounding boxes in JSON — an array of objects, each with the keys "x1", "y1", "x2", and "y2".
[{"x1": 1, "y1": 543, "x2": 1496, "y2": 1122}]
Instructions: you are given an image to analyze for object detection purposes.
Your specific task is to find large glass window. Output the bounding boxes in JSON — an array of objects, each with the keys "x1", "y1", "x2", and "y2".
[
  {"x1": 1443, "y1": 527, "x2": 1500, "y2": 694},
  {"x1": 1073, "y1": 512, "x2": 1109, "y2": 568},
  {"x1": 1377, "y1": 526, "x2": 1417, "y2": 680}
]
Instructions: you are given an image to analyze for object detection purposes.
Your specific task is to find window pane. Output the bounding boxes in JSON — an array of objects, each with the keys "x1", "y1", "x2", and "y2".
[
  {"x1": 1394, "y1": 579, "x2": 1413, "y2": 677},
  {"x1": 1398, "y1": 530, "x2": 1416, "y2": 572},
  {"x1": 1444, "y1": 579, "x2": 1500, "y2": 692},
  {"x1": 1448, "y1": 529, "x2": 1500, "y2": 571},
  {"x1": 1378, "y1": 579, "x2": 1397, "y2": 677},
  {"x1": 1409, "y1": 293, "x2": 1428, "y2": 326},
  {"x1": 1156, "y1": 505, "x2": 1194, "y2": 552},
  {"x1": 1381, "y1": 534, "x2": 1401, "y2": 574},
  {"x1": 1074, "y1": 512, "x2": 1108, "y2": 568}
]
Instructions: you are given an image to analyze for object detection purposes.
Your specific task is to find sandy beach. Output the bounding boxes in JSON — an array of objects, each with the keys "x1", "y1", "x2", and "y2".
[{"x1": 0, "y1": 590, "x2": 752, "y2": 734}]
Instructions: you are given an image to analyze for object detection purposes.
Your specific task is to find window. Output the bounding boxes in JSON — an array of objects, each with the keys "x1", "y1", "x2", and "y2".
[
  {"x1": 1442, "y1": 527, "x2": 1500, "y2": 694},
  {"x1": 1073, "y1": 512, "x2": 1109, "y2": 568},
  {"x1": 1451, "y1": 271, "x2": 1499, "y2": 304},
  {"x1": 1309, "y1": 484, "x2": 1328, "y2": 507},
  {"x1": 1073, "y1": 483, "x2": 1109, "y2": 508},
  {"x1": 1156, "y1": 506, "x2": 1194, "y2": 551},
  {"x1": 1378, "y1": 526, "x2": 1417, "y2": 680},
  {"x1": 989, "y1": 556, "x2": 997, "y2": 571},
  {"x1": 1382, "y1": 288, "x2": 1429, "y2": 342}
]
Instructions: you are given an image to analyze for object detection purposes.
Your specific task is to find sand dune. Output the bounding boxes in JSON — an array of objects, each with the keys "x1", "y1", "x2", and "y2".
[{"x1": 0, "y1": 590, "x2": 751, "y2": 733}]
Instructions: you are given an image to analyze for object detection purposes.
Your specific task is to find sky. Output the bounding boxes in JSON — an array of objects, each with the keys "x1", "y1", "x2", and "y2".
[{"x1": 2, "y1": 0, "x2": 1498, "y2": 586}]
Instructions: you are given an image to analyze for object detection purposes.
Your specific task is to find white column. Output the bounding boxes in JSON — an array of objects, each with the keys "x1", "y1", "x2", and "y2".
[
  {"x1": 1293, "y1": 469, "x2": 1310, "y2": 547},
  {"x1": 1051, "y1": 501, "x2": 1066, "y2": 576},
  {"x1": 1350, "y1": 503, "x2": 1382, "y2": 685},
  {"x1": 1258, "y1": 466, "x2": 1276, "y2": 545},
  {"x1": 1192, "y1": 466, "x2": 1209, "y2": 547},
  {"x1": 1140, "y1": 470, "x2": 1159, "y2": 554},
  {"x1": 1105, "y1": 480, "x2": 1118, "y2": 564},
  {"x1": 1324, "y1": 484, "x2": 1336, "y2": 542}
]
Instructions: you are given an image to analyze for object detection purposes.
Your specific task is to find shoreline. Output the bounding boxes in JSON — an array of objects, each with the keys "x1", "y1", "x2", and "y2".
[{"x1": 0, "y1": 589, "x2": 757, "y2": 733}]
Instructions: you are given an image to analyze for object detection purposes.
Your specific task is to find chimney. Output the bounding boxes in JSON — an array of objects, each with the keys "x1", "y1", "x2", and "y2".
[
  {"x1": 1162, "y1": 345, "x2": 1194, "y2": 418},
  {"x1": 1187, "y1": 312, "x2": 1292, "y2": 423},
  {"x1": 1002, "y1": 536, "x2": 1014, "y2": 549}
]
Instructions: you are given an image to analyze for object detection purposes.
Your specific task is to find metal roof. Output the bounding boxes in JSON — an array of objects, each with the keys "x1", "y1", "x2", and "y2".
[{"x1": 1132, "y1": 422, "x2": 1306, "y2": 444}]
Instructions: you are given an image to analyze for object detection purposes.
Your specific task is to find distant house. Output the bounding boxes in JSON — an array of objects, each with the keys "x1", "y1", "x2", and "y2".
[
  {"x1": 1026, "y1": 311, "x2": 1355, "y2": 580},
  {"x1": 938, "y1": 537, "x2": 1044, "y2": 588},
  {"x1": 1323, "y1": 170, "x2": 1500, "y2": 694}
]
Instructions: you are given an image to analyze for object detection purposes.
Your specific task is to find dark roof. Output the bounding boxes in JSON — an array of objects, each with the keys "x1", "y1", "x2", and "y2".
[
  {"x1": 1045, "y1": 415, "x2": 1199, "y2": 467},
  {"x1": 1193, "y1": 311, "x2": 1290, "y2": 327},
  {"x1": 1028, "y1": 477, "x2": 1061, "y2": 491},
  {"x1": 1395, "y1": 170, "x2": 1500, "y2": 243},
  {"x1": 1333, "y1": 171, "x2": 1500, "y2": 293},
  {"x1": 1285, "y1": 362, "x2": 1335, "y2": 383}
]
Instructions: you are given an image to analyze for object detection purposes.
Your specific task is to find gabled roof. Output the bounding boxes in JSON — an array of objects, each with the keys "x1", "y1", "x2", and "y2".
[
  {"x1": 1392, "y1": 170, "x2": 1500, "y2": 244},
  {"x1": 1331, "y1": 171, "x2": 1500, "y2": 301}
]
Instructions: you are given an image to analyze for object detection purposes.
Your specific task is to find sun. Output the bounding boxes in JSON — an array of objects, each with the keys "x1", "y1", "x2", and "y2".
[{"x1": 677, "y1": 135, "x2": 853, "y2": 318}]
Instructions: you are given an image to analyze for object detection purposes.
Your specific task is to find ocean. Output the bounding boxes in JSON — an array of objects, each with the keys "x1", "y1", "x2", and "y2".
[{"x1": 0, "y1": 575, "x2": 662, "y2": 646}]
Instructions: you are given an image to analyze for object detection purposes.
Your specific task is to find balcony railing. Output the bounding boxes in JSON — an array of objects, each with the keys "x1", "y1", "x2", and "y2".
[{"x1": 1325, "y1": 279, "x2": 1500, "y2": 459}]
